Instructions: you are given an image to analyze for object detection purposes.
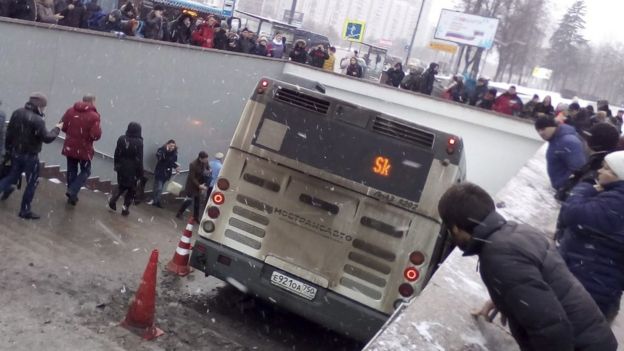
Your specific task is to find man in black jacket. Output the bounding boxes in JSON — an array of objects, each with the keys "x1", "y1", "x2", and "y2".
[
  {"x1": 0, "y1": 93, "x2": 62, "y2": 219},
  {"x1": 438, "y1": 183, "x2": 617, "y2": 351},
  {"x1": 419, "y1": 62, "x2": 438, "y2": 95}
]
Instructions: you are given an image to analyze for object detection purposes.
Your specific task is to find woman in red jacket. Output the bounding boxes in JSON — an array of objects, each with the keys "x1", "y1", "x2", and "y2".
[{"x1": 192, "y1": 16, "x2": 217, "y2": 48}]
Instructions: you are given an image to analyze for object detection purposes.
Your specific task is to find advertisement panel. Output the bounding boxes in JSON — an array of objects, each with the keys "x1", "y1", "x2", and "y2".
[{"x1": 434, "y1": 9, "x2": 499, "y2": 49}]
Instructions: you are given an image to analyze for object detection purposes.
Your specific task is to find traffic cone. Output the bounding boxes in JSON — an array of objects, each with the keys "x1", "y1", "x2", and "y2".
[
  {"x1": 121, "y1": 249, "x2": 164, "y2": 340},
  {"x1": 166, "y1": 218, "x2": 194, "y2": 276}
]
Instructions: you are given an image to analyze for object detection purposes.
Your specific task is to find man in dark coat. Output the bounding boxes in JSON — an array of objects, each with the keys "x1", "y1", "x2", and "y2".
[
  {"x1": 534, "y1": 116, "x2": 586, "y2": 193},
  {"x1": 143, "y1": 4, "x2": 165, "y2": 40},
  {"x1": 385, "y1": 62, "x2": 405, "y2": 88},
  {"x1": 237, "y1": 27, "x2": 256, "y2": 54},
  {"x1": 438, "y1": 182, "x2": 617, "y2": 351},
  {"x1": 108, "y1": 122, "x2": 143, "y2": 216},
  {"x1": 169, "y1": 13, "x2": 192, "y2": 44},
  {"x1": 94, "y1": 9, "x2": 122, "y2": 32},
  {"x1": 289, "y1": 39, "x2": 308, "y2": 64},
  {"x1": 419, "y1": 62, "x2": 438, "y2": 95},
  {"x1": 148, "y1": 139, "x2": 178, "y2": 208},
  {"x1": 61, "y1": 94, "x2": 101, "y2": 205},
  {"x1": 567, "y1": 102, "x2": 592, "y2": 137},
  {"x1": 0, "y1": 93, "x2": 62, "y2": 219},
  {"x1": 7, "y1": 0, "x2": 37, "y2": 20},
  {"x1": 59, "y1": 0, "x2": 86, "y2": 28},
  {"x1": 468, "y1": 77, "x2": 488, "y2": 106},
  {"x1": 559, "y1": 151, "x2": 624, "y2": 322},
  {"x1": 176, "y1": 151, "x2": 208, "y2": 222},
  {"x1": 476, "y1": 88, "x2": 497, "y2": 110},
  {"x1": 309, "y1": 45, "x2": 329, "y2": 68}
]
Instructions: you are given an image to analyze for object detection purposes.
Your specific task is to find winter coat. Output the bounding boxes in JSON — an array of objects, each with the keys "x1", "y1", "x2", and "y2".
[
  {"x1": 84, "y1": 1, "x2": 100, "y2": 22},
  {"x1": 154, "y1": 145, "x2": 177, "y2": 181},
  {"x1": 446, "y1": 81, "x2": 464, "y2": 102},
  {"x1": 59, "y1": 1, "x2": 86, "y2": 28},
  {"x1": 466, "y1": 211, "x2": 617, "y2": 351},
  {"x1": 559, "y1": 181, "x2": 624, "y2": 318},
  {"x1": 143, "y1": 10, "x2": 165, "y2": 40},
  {"x1": 213, "y1": 28, "x2": 228, "y2": 50},
  {"x1": 533, "y1": 102, "x2": 555, "y2": 117},
  {"x1": 225, "y1": 34, "x2": 241, "y2": 52},
  {"x1": 7, "y1": 0, "x2": 37, "y2": 20},
  {"x1": 419, "y1": 69, "x2": 436, "y2": 95},
  {"x1": 555, "y1": 151, "x2": 607, "y2": 201},
  {"x1": 322, "y1": 53, "x2": 335, "y2": 71},
  {"x1": 346, "y1": 63, "x2": 362, "y2": 78},
  {"x1": 476, "y1": 98, "x2": 494, "y2": 110},
  {"x1": 546, "y1": 124, "x2": 587, "y2": 190},
  {"x1": 5, "y1": 102, "x2": 60, "y2": 155},
  {"x1": 61, "y1": 102, "x2": 101, "y2": 161},
  {"x1": 208, "y1": 159, "x2": 222, "y2": 187},
  {"x1": 492, "y1": 92, "x2": 523, "y2": 116},
  {"x1": 36, "y1": 1, "x2": 58, "y2": 23},
  {"x1": 400, "y1": 71, "x2": 422, "y2": 92},
  {"x1": 94, "y1": 11, "x2": 122, "y2": 32},
  {"x1": 289, "y1": 43, "x2": 308, "y2": 64},
  {"x1": 385, "y1": 67, "x2": 405, "y2": 88},
  {"x1": 169, "y1": 19, "x2": 192, "y2": 44},
  {"x1": 253, "y1": 43, "x2": 268, "y2": 57},
  {"x1": 309, "y1": 48, "x2": 329, "y2": 68},
  {"x1": 568, "y1": 109, "x2": 592, "y2": 136},
  {"x1": 114, "y1": 122, "x2": 143, "y2": 188},
  {"x1": 184, "y1": 158, "x2": 205, "y2": 196},
  {"x1": 191, "y1": 23, "x2": 215, "y2": 48},
  {"x1": 238, "y1": 37, "x2": 256, "y2": 54},
  {"x1": 0, "y1": 107, "x2": 5, "y2": 158},
  {"x1": 521, "y1": 100, "x2": 538, "y2": 119},
  {"x1": 269, "y1": 40, "x2": 284, "y2": 58}
]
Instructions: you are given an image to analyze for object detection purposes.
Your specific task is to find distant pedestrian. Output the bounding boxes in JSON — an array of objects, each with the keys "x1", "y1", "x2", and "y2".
[
  {"x1": 521, "y1": 94, "x2": 539, "y2": 119},
  {"x1": 237, "y1": 28, "x2": 256, "y2": 54},
  {"x1": 322, "y1": 46, "x2": 336, "y2": 72},
  {"x1": 567, "y1": 102, "x2": 592, "y2": 137},
  {"x1": 289, "y1": 39, "x2": 308, "y2": 64},
  {"x1": 176, "y1": 151, "x2": 209, "y2": 222},
  {"x1": 419, "y1": 62, "x2": 438, "y2": 95},
  {"x1": 169, "y1": 13, "x2": 192, "y2": 45},
  {"x1": 253, "y1": 37, "x2": 269, "y2": 56},
  {"x1": 0, "y1": 93, "x2": 62, "y2": 219},
  {"x1": 93, "y1": 9, "x2": 122, "y2": 32},
  {"x1": 533, "y1": 95, "x2": 555, "y2": 117},
  {"x1": 58, "y1": 0, "x2": 86, "y2": 28},
  {"x1": 148, "y1": 139, "x2": 178, "y2": 208},
  {"x1": 476, "y1": 88, "x2": 497, "y2": 110},
  {"x1": 444, "y1": 75, "x2": 464, "y2": 102},
  {"x1": 268, "y1": 33, "x2": 285, "y2": 59},
  {"x1": 61, "y1": 94, "x2": 102, "y2": 206},
  {"x1": 385, "y1": 62, "x2": 405, "y2": 88},
  {"x1": 191, "y1": 15, "x2": 217, "y2": 48},
  {"x1": 468, "y1": 77, "x2": 488, "y2": 106},
  {"x1": 109, "y1": 122, "x2": 143, "y2": 216},
  {"x1": 143, "y1": 4, "x2": 166, "y2": 41},
  {"x1": 225, "y1": 32, "x2": 241, "y2": 52},
  {"x1": 438, "y1": 182, "x2": 617, "y2": 351},
  {"x1": 36, "y1": 0, "x2": 63, "y2": 23},
  {"x1": 309, "y1": 44, "x2": 328, "y2": 68},
  {"x1": 534, "y1": 116, "x2": 586, "y2": 194},
  {"x1": 213, "y1": 26, "x2": 228, "y2": 50},
  {"x1": 492, "y1": 85, "x2": 523, "y2": 116},
  {"x1": 6, "y1": 0, "x2": 37, "y2": 20},
  {"x1": 400, "y1": 66, "x2": 424, "y2": 92},
  {"x1": 345, "y1": 57, "x2": 363, "y2": 78},
  {"x1": 118, "y1": 0, "x2": 136, "y2": 20},
  {"x1": 84, "y1": 0, "x2": 101, "y2": 23},
  {"x1": 208, "y1": 152, "x2": 223, "y2": 193},
  {"x1": 559, "y1": 150, "x2": 624, "y2": 323}
]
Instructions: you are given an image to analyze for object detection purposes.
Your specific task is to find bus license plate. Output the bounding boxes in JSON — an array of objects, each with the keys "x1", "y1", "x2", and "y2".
[{"x1": 270, "y1": 271, "x2": 317, "y2": 300}]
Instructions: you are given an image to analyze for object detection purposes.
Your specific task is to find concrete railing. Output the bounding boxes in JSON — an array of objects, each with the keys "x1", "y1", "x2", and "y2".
[{"x1": 1, "y1": 17, "x2": 543, "y2": 194}]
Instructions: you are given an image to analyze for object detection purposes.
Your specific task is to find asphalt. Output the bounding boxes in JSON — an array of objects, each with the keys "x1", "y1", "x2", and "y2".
[{"x1": 0, "y1": 178, "x2": 361, "y2": 351}]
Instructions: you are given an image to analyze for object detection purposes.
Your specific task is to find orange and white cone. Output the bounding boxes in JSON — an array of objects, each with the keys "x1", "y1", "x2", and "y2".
[{"x1": 166, "y1": 218, "x2": 194, "y2": 276}]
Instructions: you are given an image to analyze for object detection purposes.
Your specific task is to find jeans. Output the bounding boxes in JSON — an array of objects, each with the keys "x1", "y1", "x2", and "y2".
[
  {"x1": 151, "y1": 178, "x2": 165, "y2": 204},
  {"x1": 66, "y1": 157, "x2": 91, "y2": 199},
  {"x1": 110, "y1": 184, "x2": 136, "y2": 208},
  {"x1": 0, "y1": 153, "x2": 40, "y2": 215}
]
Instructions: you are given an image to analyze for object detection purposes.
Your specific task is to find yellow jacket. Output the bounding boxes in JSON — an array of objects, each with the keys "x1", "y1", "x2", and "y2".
[{"x1": 323, "y1": 53, "x2": 336, "y2": 72}]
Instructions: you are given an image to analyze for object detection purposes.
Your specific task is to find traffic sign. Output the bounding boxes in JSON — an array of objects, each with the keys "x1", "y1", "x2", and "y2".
[
  {"x1": 343, "y1": 20, "x2": 366, "y2": 42},
  {"x1": 429, "y1": 41, "x2": 458, "y2": 54}
]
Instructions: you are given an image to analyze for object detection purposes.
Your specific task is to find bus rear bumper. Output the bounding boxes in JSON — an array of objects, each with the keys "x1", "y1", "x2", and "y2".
[{"x1": 190, "y1": 238, "x2": 388, "y2": 342}]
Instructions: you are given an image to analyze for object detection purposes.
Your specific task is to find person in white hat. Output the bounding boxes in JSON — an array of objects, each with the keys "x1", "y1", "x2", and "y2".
[
  {"x1": 559, "y1": 150, "x2": 624, "y2": 322},
  {"x1": 208, "y1": 152, "x2": 224, "y2": 194}
]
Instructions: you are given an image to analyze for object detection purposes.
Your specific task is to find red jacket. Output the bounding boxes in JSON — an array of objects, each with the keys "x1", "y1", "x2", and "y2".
[
  {"x1": 61, "y1": 102, "x2": 102, "y2": 160},
  {"x1": 192, "y1": 24, "x2": 215, "y2": 48},
  {"x1": 492, "y1": 93, "x2": 523, "y2": 116}
]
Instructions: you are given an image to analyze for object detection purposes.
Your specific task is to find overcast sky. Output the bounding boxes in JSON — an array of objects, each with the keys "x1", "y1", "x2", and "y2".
[{"x1": 428, "y1": 0, "x2": 622, "y2": 45}]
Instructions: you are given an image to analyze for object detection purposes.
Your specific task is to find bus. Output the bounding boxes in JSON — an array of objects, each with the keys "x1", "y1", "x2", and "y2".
[{"x1": 189, "y1": 78, "x2": 466, "y2": 341}]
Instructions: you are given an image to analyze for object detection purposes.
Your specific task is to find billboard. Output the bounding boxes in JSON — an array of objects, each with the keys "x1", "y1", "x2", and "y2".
[
  {"x1": 434, "y1": 10, "x2": 499, "y2": 49},
  {"x1": 532, "y1": 67, "x2": 553, "y2": 80}
]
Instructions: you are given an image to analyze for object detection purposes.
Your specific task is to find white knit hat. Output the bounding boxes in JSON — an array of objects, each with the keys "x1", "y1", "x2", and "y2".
[{"x1": 605, "y1": 151, "x2": 624, "y2": 180}]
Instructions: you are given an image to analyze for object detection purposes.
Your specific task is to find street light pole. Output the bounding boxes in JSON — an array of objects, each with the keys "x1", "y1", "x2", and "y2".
[
  {"x1": 405, "y1": 0, "x2": 426, "y2": 66},
  {"x1": 288, "y1": 0, "x2": 298, "y2": 24}
]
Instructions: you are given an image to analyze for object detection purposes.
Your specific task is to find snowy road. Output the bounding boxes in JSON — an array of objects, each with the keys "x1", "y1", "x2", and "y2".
[{"x1": 0, "y1": 179, "x2": 361, "y2": 350}]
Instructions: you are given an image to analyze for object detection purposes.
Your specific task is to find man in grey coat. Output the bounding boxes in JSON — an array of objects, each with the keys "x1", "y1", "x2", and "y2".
[{"x1": 438, "y1": 182, "x2": 617, "y2": 351}]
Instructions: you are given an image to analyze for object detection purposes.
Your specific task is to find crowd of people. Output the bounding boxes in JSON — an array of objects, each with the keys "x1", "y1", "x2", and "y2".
[{"x1": 0, "y1": 92, "x2": 223, "y2": 221}]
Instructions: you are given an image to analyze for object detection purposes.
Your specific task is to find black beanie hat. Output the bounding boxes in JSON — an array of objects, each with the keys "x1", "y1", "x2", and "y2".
[
  {"x1": 534, "y1": 116, "x2": 557, "y2": 130},
  {"x1": 587, "y1": 123, "x2": 620, "y2": 152}
]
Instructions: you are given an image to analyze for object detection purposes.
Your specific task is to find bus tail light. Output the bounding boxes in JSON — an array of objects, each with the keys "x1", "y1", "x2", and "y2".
[
  {"x1": 398, "y1": 283, "x2": 414, "y2": 297},
  {"x1": 404, "y1": 267, "x2": 420, "y2": 282},
  {"x1": 202, "y1": 220, "x2": 215, "y2": 233},
  {"x1": 447, "y1": 136, "x2": 458, "y2": 155},
  {"x1": 212, "y1": 192, "x2": 225, "y2": 205},
  {"x1": 217, "y1": 178, "x2": 230, "y2": 191},
  {"x1": 207, "y1": 206, "x2": 220, "y2": 219},
  {"x1": 257, "y1": 79, "x2": 270, "y2": 94},
  {"x1": 409, "y1": 251, "x2": 425, "y2": 266}
]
